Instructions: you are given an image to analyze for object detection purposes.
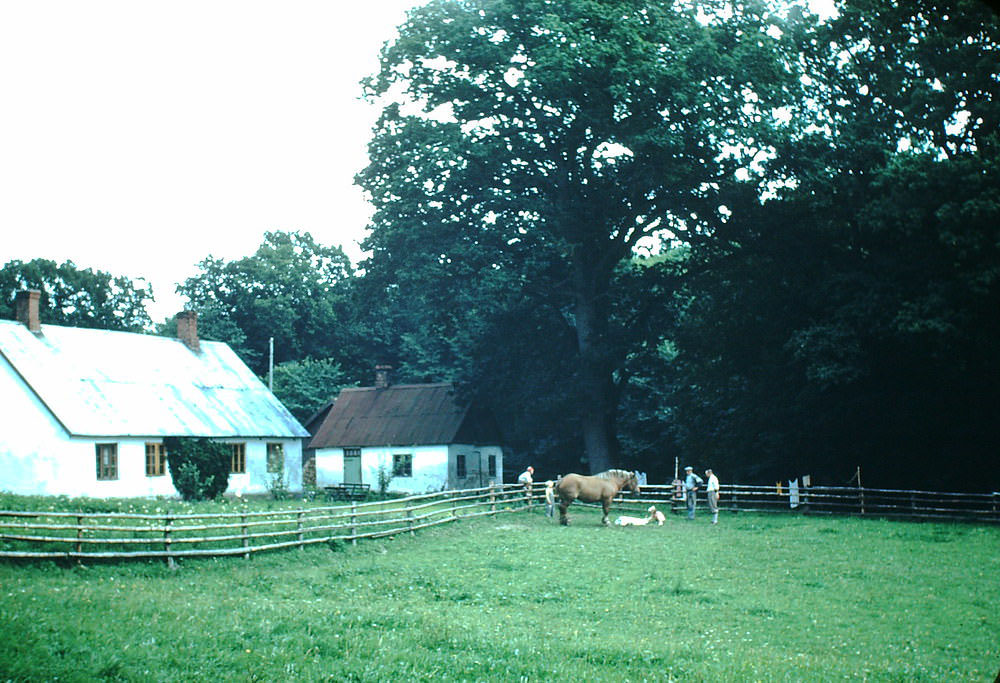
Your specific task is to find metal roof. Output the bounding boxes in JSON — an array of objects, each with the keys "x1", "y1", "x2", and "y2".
[
  {"x1": 307, "y1": 383, "x2": 499, "y2": 449},
  {"x1": 0, "y1": 319, "x2": 308, "y2": 438}
]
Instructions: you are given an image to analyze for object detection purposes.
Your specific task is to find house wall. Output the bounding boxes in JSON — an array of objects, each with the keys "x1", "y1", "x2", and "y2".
[
  {"x1": 1, "y1": 354, "x2": 303, "y2": 497},
  {"x1": 217, "y1": 438, "x2": 304, "y2": 497},
  {"x1": 313, "y1": 443, "x2": 503, "y2": 494},
  {"x1": 0, "y1": 351, "x2": 81, "y2": 496}
]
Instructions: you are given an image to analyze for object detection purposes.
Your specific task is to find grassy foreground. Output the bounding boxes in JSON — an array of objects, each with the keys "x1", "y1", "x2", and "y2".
[{"x1": 1, "y1": 506, "x2": 997, "y2": 682}]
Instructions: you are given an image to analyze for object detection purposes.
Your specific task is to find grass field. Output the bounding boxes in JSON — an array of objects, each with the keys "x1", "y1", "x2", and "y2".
[{"x1": 1, "y1": 505, "x2": 997, "y2": 681}]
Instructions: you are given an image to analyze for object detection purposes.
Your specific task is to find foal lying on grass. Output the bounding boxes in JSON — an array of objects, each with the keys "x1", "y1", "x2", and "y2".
[
  {"x1": 614, "y1": 514, "x2": 650, "y2": 526},
  {"x1": 614, "y1": 505, "x2": 666, "y2": 527}
]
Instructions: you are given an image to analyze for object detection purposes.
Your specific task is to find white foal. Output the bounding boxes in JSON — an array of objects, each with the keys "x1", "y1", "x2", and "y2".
[
  {"x1": 614, "y1": 515, "x2": 650, "y2": 526},
  {"x1": 648, "y1": 505, "x2": 666, "y2": 525}
]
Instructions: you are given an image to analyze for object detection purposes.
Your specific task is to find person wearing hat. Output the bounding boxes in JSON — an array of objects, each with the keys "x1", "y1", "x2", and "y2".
[
  {"x1": 518, "y1": 465, "x2": 535, "y2": 506},
  {"x1": 705, "y1": 468, "x2": 720, "y2": 524},
  {"x1": 683, "y1": 466, "x2": 704, "y2": 520}
]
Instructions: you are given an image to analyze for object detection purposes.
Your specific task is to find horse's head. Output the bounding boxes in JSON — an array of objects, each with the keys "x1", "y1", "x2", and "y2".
[{"x1": 626, "y1": 470, "x2": 640, "y2": 495}]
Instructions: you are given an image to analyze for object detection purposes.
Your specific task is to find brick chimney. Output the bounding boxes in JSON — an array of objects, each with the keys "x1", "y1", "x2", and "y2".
[
  {"x1": 175, "y1": 310, "x2": 200, "y2": 352},
  {"x1": 15, "y1": 290, "x2": 41, "y2": 333},
  {"x1": 374, "y1": 364, "x2": 392, "y2": 389}
]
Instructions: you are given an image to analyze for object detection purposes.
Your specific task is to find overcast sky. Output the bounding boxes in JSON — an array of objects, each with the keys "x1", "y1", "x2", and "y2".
[{"x1": 0, "y1": 1, "x2": 421, "y2": 322}]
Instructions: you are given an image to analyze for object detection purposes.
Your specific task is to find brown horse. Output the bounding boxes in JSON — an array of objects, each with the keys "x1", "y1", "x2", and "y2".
[{"x1": 554, "y1": 469, "x2": 640, "y2": 526}]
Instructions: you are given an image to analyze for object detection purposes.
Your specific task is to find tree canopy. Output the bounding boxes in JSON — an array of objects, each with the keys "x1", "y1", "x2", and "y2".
[
  {"x1": 175, "y1": 231, "x2": 360, "y2": 375},
  {"x1": 358, "y1": 0, "x2": 807, "y2": 472},
  {"x1": 0, "y1": 258, "x2": 153, "y2": 332},
  {"x1": 637, "y1": 0, "x2": 1000, "y2": 489}
]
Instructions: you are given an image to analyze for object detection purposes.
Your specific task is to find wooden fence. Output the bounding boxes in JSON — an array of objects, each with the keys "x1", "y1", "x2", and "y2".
[
  {"x1": 2, "y1": 482, "x2": 996, "y2": 564},
  {"x1": 610, "y1": 483, "x2": 1000, "y2": 524},
  {"x1": 0, "y1": 484, "x2": 531, "y2": 565}
]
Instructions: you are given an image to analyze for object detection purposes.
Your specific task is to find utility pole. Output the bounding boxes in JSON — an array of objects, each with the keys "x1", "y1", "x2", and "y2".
[{"x1": 268, "y1": 336, "x2": 274, "y2": 391}]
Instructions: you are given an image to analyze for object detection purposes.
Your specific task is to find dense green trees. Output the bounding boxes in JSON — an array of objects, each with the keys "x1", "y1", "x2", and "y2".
[
  {"x1": 351, "y1": 0, "x2": 998, "y2": 488},
  {"x1": 270, "y1": 357, "x2": 351, "y2": 423},
  {"x1": 0, "y1": 258, "x2": 153, "y2": 331},
  {"x1": 357, "y1": 0, "x2": 807, "y2": 472},
  {"x1": 175, "y1": 231, "x2": 362, "y2": 376},
  {"x1": 638, "y1": 0, "x2": 1000, "y2": 489}
]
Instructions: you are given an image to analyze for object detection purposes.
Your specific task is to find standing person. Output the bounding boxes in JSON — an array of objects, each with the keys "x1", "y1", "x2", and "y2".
[
  {"x1": 518, "y1": 465, "x2": 535, "y2": 506},
  {"x1": 544, "y1": 480, "x2": 556, "y2": 518},
  {"x1": 705, "y1": 468, "x2": 720, "y2": 524},
  {"x1": 683, "y1": 466, "x2": 703, "y2": 520}
]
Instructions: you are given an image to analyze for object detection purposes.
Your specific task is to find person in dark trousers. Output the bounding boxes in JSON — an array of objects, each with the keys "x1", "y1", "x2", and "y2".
[{"x1": 684, "y1": 466, "x2": 703, "y2": 520}]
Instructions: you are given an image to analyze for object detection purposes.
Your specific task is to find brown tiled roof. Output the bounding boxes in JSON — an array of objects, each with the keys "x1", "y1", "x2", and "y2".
[{"x1": 307, "y1": 383, "x2": 500, "y2": 448}]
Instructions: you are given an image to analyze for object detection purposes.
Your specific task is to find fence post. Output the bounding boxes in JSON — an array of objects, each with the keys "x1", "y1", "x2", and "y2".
[
  {"x1": 76, "y1": 515, "x2": 83, "y2": 558},
  {"x1": 297, "y1": 511, "x2": 304, "y2": 551},
  {"x1": 350, "y1": 503, "x2": 357, "y2": 546},
  {"x1": 407, "y1": 500, "x2": 415, "y2": 536},
  {"x1": 164, "y1": 515, "x2": 176, "y2": 570},
  {"x1": 241, "y1": 513, "x2": 250, "y2": 559},
  {"x1": 452, "y1": 490, "x2": 458, "y2": 520},
  {"x1": 858, "y1": 487, "x2": 866, "y2": 516},
  {"x1": 489, "y1": 483, "x2": 497, "y2": 516}
]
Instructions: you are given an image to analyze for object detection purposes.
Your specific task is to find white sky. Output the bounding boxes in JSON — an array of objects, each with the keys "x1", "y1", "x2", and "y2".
[{"x1": 0, "y1": 1, "x2": 421, "y2": 323}]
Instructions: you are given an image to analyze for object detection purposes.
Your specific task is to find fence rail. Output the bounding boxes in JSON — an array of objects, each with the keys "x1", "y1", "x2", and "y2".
[
  {"x1": 2, "y1": 482, "x2": 996, "y2": 563},
  {"x1": 608, "y1": 483, "x2": 1000, "y2": 523},
  {"x1": 0, "y1": 484, "x2": 530, "y2": 564}
]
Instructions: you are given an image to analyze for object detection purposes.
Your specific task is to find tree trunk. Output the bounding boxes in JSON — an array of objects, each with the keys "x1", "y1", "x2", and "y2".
[{"x1": 573, "y1": 265, "x2": 615, "y2": 474}]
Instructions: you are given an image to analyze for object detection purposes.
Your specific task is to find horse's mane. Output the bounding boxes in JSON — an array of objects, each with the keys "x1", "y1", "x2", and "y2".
[{"x1": 595, "y1": 469, "x2": 635, "y2": 481}]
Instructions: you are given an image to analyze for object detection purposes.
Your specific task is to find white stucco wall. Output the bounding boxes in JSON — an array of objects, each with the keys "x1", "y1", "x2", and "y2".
[
  {"x1": 314, "y1": 445, "x2": 449, "y2": 493},
  {"x1": 0, "y1": 351, "x2": 80, "y2": 496},
  {"x1": 224, "y1": 438, "x2": 303, "y2": 496},
  {"x1": 0, "y1": 354, "x2": 303, "y2": 497},
  {"x1": 314, "y1": 443, "x2": 504, "y2": 494},
  {"x1": 313, "y1": 447, "x2": 344, "y2": 488},
  {"x1": 366, "y1": 444, "x2": 450, "y2": 494}
]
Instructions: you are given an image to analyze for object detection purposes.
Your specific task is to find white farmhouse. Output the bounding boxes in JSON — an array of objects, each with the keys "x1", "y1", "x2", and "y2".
[
  {"x1": 306, "y1": 366, "x2": 504, "y2": 494},
  {"x1": 0, "y1": 290, "x2": 309, "y2": 498}
]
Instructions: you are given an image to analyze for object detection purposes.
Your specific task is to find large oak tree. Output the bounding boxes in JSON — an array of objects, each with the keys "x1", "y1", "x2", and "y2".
[{"x1": 358, "y1": 0, "x2": 805, "y2": 472}]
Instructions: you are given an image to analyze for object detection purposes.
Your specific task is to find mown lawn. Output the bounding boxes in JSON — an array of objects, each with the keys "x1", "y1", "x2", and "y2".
[{"x1": 1, "y1": 506, "x2": 997, "y2": 681}]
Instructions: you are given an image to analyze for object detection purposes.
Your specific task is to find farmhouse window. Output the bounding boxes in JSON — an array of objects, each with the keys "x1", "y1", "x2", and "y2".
[
  {"x1": 456, "y1": 454, "x2": 467, "y2": 478},
  {"x1": 230, "y1": 443, "x2": 246, "y2": 474},
  {"x1": 488, "y1": 455, "x2": 496, "y2": 477},
  {"x1": 266, "y1": 443, "x2": 284, "y2": 474},
  {"x1": 145, "y1": 443, "x2": 166, "y2": 477},
  {"x1": 96, "y1": 443, "x2": 118, "y2": 480},
  {"x1": 393, "y1": 453, "x2": 412, "y2": 477}
]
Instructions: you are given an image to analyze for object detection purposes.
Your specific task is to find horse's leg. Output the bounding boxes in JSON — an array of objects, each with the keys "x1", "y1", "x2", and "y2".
[
  {"x1": 601, "y1": 498, "x2": 611, "y2": 525},
  {"x1": 559, "y1": 500, "x2": 570, "y2": 525}
]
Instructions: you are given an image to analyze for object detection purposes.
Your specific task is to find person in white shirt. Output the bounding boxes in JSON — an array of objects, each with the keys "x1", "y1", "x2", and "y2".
[
  {"x1": 517, "y1": 466, "x2": 534, "y2": 505},
  {"x1": 705, "y1": 468, "x2": 720, "y2": 524}
]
